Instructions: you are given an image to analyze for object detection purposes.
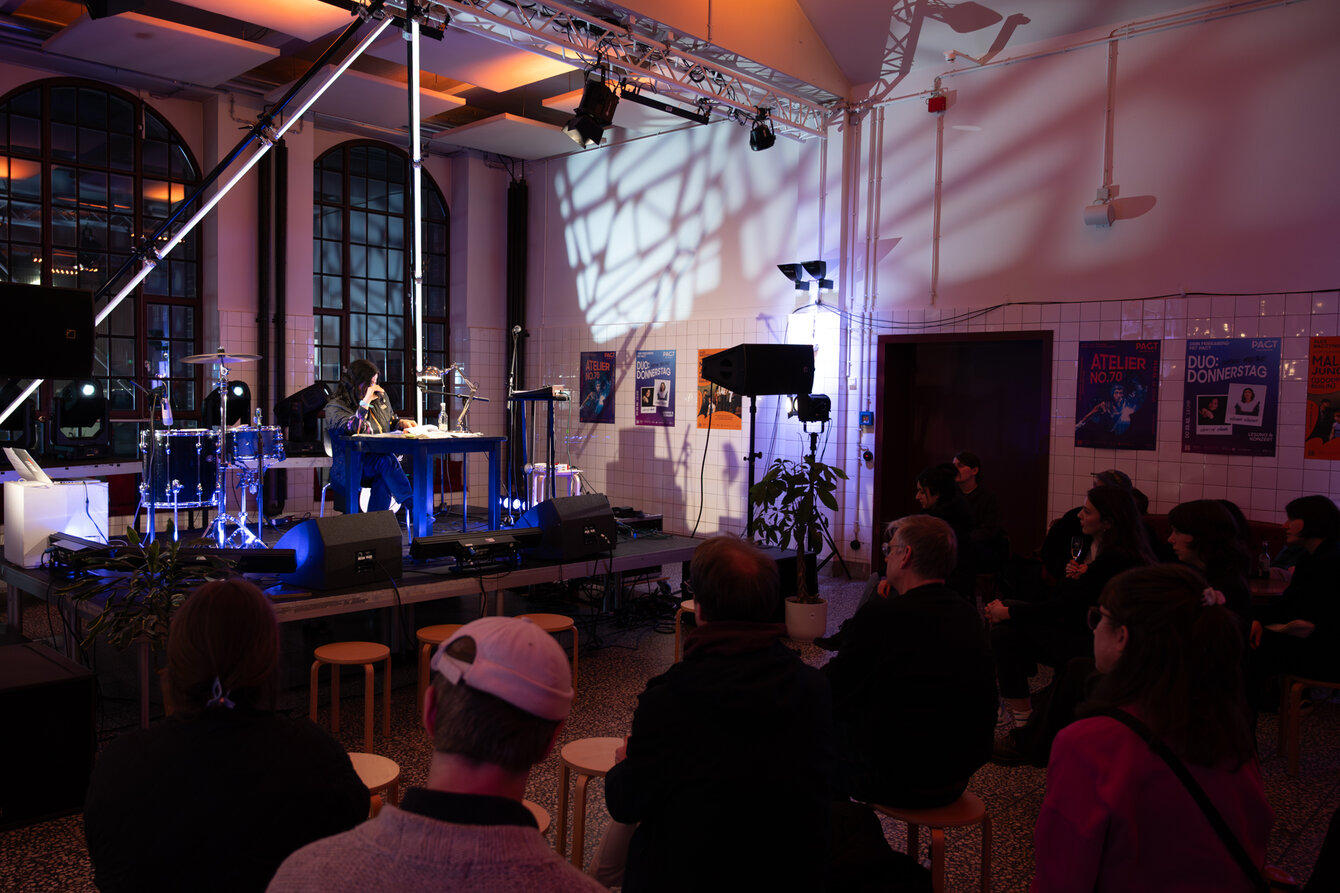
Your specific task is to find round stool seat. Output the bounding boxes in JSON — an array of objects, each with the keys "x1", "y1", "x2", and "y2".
[
  {"x1": 873, "y1": 791, "x2": 986, "y2": 827},
  {"x1": 870, "y1": 792, "x2": 990, "y2": 893},
  {"x1": 315, "y1": 641, "x2": 391, "y2": 665},
  {"x1": 523, "y1": 799, "x2": 550, "y2": 835},
  {"x1": 349, "y1": 752, "x2": 401, "y2": 816},
  {"x1": 673, "y1": 599, "x2": 697, "y2": 662},
  {"x1": 417, "y1": 623, "x2": 465, "y2": 647},
  {"x1": 556, "y1": 736, "x2": 623, "y2": 868},
  {"x1": 310, "y1": 641, "x2": 392, "y2": 754},
  {"x1": 518, "y1": 613, "x2": 579, "y2": 693},
  {"x1": 520, "y1": 612, "x2": 575, "y2": 633}
]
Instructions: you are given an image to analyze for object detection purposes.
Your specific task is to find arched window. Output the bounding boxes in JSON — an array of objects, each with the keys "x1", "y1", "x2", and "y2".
[
  {"x1": 313, "y1": 142, "x2": 449, "y2": 420},
  {"x1": 0, "y1": 79, "x2": 202, "y2": 448}
]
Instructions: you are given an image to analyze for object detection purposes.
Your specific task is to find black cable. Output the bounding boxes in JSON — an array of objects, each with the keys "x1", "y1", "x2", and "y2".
[{"x1": 690, "y1": 383, "x2": 716, "y2": 538}]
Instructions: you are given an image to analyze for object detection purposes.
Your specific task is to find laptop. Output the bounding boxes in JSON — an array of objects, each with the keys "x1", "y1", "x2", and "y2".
[{"x1": 4, "y1": 447, "x2": 54, "y2": 485}]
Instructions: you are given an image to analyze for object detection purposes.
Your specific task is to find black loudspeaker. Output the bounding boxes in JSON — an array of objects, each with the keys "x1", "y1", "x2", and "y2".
[
  {"x1": 0, "y1": 643, "x2": 95, "y2": 829},
  {"x1": 700, "y1": 343, "x2": 815, "y2": 396},
  {"x1": 0, "y1": 284, "x2": 95, "y2": 380},
  {"x1": 517, "y1": 493, "x2": 617, "y2": 561},
  {"x1": 275, "y1": 511, "x2": 403, "y2": 590}
]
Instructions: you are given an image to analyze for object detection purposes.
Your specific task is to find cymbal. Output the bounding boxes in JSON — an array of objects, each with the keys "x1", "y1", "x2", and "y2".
[{"x1": 182, "y1": 351, "x2": 261, "y2": 365}]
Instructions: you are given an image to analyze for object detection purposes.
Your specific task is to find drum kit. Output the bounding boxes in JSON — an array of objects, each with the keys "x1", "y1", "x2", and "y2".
[{"x1": 138, "y1": 348, "x2": 285, "y2": 547}]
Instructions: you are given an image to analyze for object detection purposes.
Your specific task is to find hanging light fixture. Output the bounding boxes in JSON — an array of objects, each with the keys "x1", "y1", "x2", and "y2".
[
  {"x1": 749, "y1": 107, "x2": 776, "y2": 152},
  {"x1": 564, "y1": 67, "x2": 620, "y2": 148}
]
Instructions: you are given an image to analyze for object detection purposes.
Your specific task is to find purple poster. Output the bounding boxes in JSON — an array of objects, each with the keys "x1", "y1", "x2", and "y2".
[
  {"x1": 578, "y1": 351, "x2": 615, "y2": 424},
  {"x1": 634, "y1": 349, "x2": 675, "y2": 427},
  {"x1": 1074, "y1": 340, "x2": 1160, "y2": 451},
  {"x1": 1182, "y1": 338, "x2": 1280, "y2": 456}
]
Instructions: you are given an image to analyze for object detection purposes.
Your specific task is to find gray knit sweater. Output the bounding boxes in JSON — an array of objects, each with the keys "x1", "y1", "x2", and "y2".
[{"x1": 266, "y1": 803, "x2": 604, "y2": 893}]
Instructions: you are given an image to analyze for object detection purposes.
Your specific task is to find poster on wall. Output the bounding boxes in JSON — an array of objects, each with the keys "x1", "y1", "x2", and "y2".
[
  {"x1": 1304, "y1": 337, "x2": 1340, "y2": 460},
  {"x1": 697, "y1": 348, "x2": 743, "y2": 430},
  {"x1": 634, "y1": 349, "x2": 675, "y2": 427},
  {"x1": 1181, "y1": 338, "x2": 1280, "y2": 456},
  {"x1": 1074, "y1": 340, "x2": 1160, "y2": 450},
  {"x1": 578, "y1": 350, "x2": 616, "y2": 424}
]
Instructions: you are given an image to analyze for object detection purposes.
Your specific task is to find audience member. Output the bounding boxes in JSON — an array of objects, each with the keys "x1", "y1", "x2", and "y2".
[
  {"x1": 85, "y1": 579, "x2": 368, "y2": 893},
  {"x1": 1249, "y1": 495, "x2": 1340, "y2": 699},
  {"x1": 1039, "y1": 469, "x2": 1167, "y2": 581},
  {"x1": 824, "y1": 514, "x2": 996, "y2": 807},
  {"x1": 986, "y1": 485, "x2": 1155, "y2": 728},
  {"x1": 268, "y1": 616, "x2": 602, "y2": 893},
  {"x1": 915, "y1": 463, "x2": 975, "y2": 597},
  {"x1": 596, "y1": 536, "x2": 833, "y2": 893},
  {"x1": 953, "y1": 450, "x2": 1008, "y2": 572},
  {"x1": 1033, "y1": 564, "x2": 1272, "y2": 891}
]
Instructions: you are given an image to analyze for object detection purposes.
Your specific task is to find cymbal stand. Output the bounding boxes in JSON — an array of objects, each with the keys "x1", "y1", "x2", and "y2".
[{"x1": 202, "y1": 356, "x2": 259, "y2": 547}]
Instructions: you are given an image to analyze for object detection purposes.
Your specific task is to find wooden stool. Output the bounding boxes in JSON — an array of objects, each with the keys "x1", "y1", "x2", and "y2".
[
  {"x1": 872, "y1": 792, "x2": 991, "y2": 893},
  {"x1": 310, "y1": 641, "x2": 392, "y2": 753},
  {"x1": 1278, "y1": 675, "x2": 1340, "y2": 777},
  {"x1": 349, "y1": 751, "x2": 400, "y2": 817},
  {"x1": 416, "y1": 623, "x2": 464, "y2": 710},
  {"x1": 555, "y1": 736, "x2": 621, "y2": 868},
  {"x1": 673, "y1": 599, "x2": 696, "y2": 662},
  {"x1": 518, "y1": 613, "x2": 579, "y2": 691},
  {"x1": 523, "y1": 799, "x2": 551, "y2": 835}
]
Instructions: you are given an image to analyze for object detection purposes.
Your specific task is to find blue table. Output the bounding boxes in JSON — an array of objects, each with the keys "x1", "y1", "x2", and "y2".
[{"x1": 339, "y1": 433, "x2": 505, "y2": 538}]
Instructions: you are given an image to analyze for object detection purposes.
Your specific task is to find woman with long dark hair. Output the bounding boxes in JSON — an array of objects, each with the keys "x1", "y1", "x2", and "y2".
[
  {"x1": 1033, "y1": 564, "x2": 1272, "y2": 891},
  {"x1": 1167, "y1": 499, "x2": 1253, "y2": 628},
  {"x1": 85, "y1": 580, "x2": 368, "y2": 893},
  {"x1": 986, "y1": 485, "x2": 1155, "y2": 727}
]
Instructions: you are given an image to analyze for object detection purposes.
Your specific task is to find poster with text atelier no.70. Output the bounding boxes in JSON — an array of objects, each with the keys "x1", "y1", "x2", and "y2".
[
  {"x1": 578, "y1": 351, "x2": 615, "y2": 424},
  {"x1": 1074, "y1": 340, "x2": 1160, "y2": 451}
]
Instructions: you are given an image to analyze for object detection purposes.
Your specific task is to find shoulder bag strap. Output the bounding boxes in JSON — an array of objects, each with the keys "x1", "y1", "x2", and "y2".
[{"x1": 1098, "y1": 709, "x2": 1267, "y2": 893}]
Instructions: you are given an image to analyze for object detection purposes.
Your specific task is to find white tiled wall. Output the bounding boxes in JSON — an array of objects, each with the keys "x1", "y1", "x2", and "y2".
[{"x1": 529, "y1": 290, "x2": 1340, "y2": 565}]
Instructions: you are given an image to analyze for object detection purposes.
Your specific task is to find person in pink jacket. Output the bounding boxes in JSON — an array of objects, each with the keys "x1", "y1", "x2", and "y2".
[{"x1": 1032, "y1": 563, "x2": 1274, "y2": 892}]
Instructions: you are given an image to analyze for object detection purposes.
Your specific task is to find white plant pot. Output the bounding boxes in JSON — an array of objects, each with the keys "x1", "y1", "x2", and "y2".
[{"x1": 785, "y1": 597, "x2": 828, "y2": 644}]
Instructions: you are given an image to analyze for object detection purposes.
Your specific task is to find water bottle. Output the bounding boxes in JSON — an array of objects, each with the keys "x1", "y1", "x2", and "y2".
[
  {"x1": 1257, "y1": 541, "x2": 1271, "y2": 579},
  {"x1": 437, "y1": 400, "x2": 447, "y2": 429},
  {"x1": 253, "y1": 407, "x2": 262, "y2": 427}
]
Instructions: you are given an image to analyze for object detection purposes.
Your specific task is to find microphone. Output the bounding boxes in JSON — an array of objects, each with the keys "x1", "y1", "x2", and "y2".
[{"x1": 512, "y1": 325, "x2": 522, "y2": 335}]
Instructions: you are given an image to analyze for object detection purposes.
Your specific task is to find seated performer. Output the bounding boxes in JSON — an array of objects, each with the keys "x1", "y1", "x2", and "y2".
[{"x1": 325, "y1": 358, "x2": 413, "y2": 520}]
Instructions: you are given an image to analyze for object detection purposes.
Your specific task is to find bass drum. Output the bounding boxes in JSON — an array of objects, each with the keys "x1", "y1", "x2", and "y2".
[
  {"x1": 140, "y1": 428, "x2": 219, "y2": 507},
  {"x1": 227, "y1": 425, "x2": 286, "y2": 464}
]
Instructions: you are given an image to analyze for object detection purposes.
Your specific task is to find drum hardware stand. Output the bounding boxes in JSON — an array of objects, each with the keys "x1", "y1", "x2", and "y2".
[{"x1": 184, "y1": 348, "x2": 263, "y2": 548}]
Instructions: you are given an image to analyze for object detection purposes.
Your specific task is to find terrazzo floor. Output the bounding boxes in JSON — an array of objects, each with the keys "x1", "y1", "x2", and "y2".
[{"x1": 2, "y1": 558, "x2": 1338, "y2": 892}]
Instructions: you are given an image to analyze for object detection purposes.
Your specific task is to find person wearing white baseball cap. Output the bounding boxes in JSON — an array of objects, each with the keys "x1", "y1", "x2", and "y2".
[{"x1": 268, "y1": 617, "x2": 603, "y2": 893}]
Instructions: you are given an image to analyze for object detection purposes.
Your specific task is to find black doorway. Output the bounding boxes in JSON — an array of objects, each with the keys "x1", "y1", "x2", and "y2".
[{"x1": 873, "y1": 331, "x2": 1052, "y2": 566}]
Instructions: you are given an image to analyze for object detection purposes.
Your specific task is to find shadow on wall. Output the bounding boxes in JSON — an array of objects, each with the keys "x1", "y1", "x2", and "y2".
[{"x1": 604, "y1": 425, "x2": 685, "y2": 529}]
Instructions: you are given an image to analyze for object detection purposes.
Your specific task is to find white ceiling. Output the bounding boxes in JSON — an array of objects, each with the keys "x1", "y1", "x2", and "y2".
[{"x1": 2, "y1": 0, "x2": 1203, "y2": 158}]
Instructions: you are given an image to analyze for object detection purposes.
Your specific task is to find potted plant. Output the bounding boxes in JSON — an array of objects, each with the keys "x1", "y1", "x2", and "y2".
[
  {"x1": 748, "y1": 454, "x2": 847, "y2": 642},
  {"x1": 64, "y1": 527, "x2": 234, "y2": 725}
]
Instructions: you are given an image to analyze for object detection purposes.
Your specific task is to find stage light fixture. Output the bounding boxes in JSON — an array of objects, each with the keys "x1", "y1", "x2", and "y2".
[
  {"x1": 795, "y1": 393, "x2": 831, "y2": 424},
  {"x1": 564, "y1": 71, "x2": 619, "y2": 148},
  {"x1": 203, "y1": 380, "x2": 252, "y2": 427},
  {"x1": 618, "y1": 81, "x2": 712, "y2": 125},
  {"x1": 749, "y1": 108, "x2": 776, "y2": 152},
  {"x1": 777, "y1": 263, "x2": 811, "y2": 292},
  {"x1": 53, "y1": 379, "x2": 110, "y2": 456}
]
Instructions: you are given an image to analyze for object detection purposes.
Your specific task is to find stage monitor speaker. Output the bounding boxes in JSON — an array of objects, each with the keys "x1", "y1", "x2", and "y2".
[
  {"x1": 0, "y1": 643, "x2": 95, "y2": 829},
  {"x1": 517, "y1": 493, "x2": 616, "y2": 561},
  {"x1": 274, "y1": 511, "x2": 402, "y2": 591},
  {"x1": 700, "y1": 343, "x2": 814, "y2": 397},
  {"x1": 0, "y1": 284, "x2": 94, "y2": 380}
]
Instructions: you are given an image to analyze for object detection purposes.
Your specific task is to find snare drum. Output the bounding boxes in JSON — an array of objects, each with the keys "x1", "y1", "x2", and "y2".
[
  {"x1": 227, "y1": 426, "x2": 286, "y2": 464},
  {"x1": 140, "y1": 428, "x2": 219, "y2": 507}
]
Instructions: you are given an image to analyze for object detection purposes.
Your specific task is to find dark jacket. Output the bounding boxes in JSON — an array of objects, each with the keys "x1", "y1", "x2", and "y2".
[
  {"x1": 822, "y1": 582, "x2": 996, "y2": 807},
  {"x1": 604, "y1": 621, "x2": 833, "y2": 893},
  {"x1": 1256, "y1": 538, "x2": 1340, "y2": 676},
  {"x1": 85, "y1": 707, "x2": 368, "y2": 893}
]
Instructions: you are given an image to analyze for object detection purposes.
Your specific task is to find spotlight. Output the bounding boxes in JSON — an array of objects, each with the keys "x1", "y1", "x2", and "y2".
[
  {"x1": 749, "y1": 108, "x2": 776, "y2": 152},
  {"x1": 795, "y1": 393, "x2": 831, "y2": 424},
  {"x1": 801, "y1": 260, "x2": 827, "y2": 281},
  {"x1": 53, "y1": 379, "x2": 110, "y2": 456},
  {"x1": 563, "y1": 72, "x2": 619, "y2": 148},
  {"x1": 203, "y1": 380, "x2": 251, "y2": 427},
  {"x1": 777, "y1": 263, "x2": 810, "y2": 292}
]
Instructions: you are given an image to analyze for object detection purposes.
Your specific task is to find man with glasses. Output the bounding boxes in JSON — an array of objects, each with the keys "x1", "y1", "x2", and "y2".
[{"x1": 822, "y1": 514, "x2": 997, "y2": 808}]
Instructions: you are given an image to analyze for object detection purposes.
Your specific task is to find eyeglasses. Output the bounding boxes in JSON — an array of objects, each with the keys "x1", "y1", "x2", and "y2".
[
  {"x1": 881, "y1": 540, "x2": 906, "y2": 556},
  {"x1": 1086, "y1": 606, "x2": 1112, "y2": 631}
]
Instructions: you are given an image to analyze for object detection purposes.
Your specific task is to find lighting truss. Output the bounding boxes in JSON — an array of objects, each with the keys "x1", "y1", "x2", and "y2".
[{"x1": 374, "y1": 0, "x2": 838, "y2": 141}]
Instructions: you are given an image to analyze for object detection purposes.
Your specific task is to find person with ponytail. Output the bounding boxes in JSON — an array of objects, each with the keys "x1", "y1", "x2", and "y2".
[
  {"x1": 1032, "y1": 564, "x2": 1273, "y2": 892},
  {"x1": 85, "y1": 579, "x2": 368, "y2": 893},
  {"x1": 325, "y1": 358, "x2": 414, "y2": 521}
]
